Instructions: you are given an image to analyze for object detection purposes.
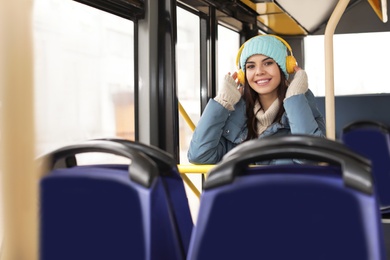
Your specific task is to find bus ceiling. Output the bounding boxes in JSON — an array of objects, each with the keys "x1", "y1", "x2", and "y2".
[{"x1": 237, "y1": 0, "x2": 388, "y2": 36}]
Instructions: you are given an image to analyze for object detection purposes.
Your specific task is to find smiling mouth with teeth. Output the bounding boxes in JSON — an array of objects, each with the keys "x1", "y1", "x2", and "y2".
[{"x1": 256, "y1": 79, "x2": 270, "y2": 84}]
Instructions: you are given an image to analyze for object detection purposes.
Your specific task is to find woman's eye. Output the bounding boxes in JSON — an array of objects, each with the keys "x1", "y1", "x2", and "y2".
[
  {"x1": 264, "y1": 61, "x2": 274, "y2": 66},
  {"x1": 246, "y1": 64, "x2": 255, "y2": 70}
]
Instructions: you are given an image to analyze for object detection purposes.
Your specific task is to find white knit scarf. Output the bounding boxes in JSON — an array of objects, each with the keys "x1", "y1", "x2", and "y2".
[{"x1": 254, "y1": 98, "x2": 280, "y2": 135}]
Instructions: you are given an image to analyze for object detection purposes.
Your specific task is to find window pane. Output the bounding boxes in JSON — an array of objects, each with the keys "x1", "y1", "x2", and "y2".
[
  {"x1": 305, "y1": 32, "x2": 390, "y2": 96},
  {"x1": 33, "y1": 0, "x2": 135, "y2": 157},
  {"x1": 177, "y1": 7, "x2": 201, "y2": 161},
  {"x1": 217, "y1": 25, "x2": 240, "y2": 92}
]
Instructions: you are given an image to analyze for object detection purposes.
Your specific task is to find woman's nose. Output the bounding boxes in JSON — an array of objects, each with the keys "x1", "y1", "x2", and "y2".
[{"x1": 255, "y1": 66, "x2": 264, "y2": 75}]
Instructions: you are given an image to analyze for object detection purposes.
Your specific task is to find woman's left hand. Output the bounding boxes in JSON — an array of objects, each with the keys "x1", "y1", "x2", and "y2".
[{"x1": 285, "y1": 68, "x2": 308, "y2": 99}]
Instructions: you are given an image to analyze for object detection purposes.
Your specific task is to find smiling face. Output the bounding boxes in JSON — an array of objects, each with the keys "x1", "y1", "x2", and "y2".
[{"x1": 245, "y1": 54, "x2": 281, "y2": 100}]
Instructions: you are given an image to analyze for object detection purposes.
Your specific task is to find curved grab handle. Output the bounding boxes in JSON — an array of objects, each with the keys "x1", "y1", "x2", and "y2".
[
  {"x1": 95, "y1": 138, "x2": 177, "y2": 174},
  {"x1": 343, "y1": 120, "x2": 390, "y2": 134},
  {"x1": 205, "y1": 135, "x2": 372, "y2": 194},
  {"x1": 39, "y1": 140, "x2": 159, "y2": 188}
]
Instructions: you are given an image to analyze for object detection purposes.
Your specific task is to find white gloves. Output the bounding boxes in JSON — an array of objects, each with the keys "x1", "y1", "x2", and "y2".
[
  {"x1": 285, "y1": 70, "x2": 308, "y2": 99},
  {"x1": 214, "y1": 74, "x2": 241, "y2": 111}
]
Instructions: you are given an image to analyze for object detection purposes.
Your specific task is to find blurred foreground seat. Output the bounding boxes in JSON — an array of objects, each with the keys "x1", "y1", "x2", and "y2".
[
  {"x1": 39, "y1": 139, "x2": 192, "y2": 260},
  {"x1": 187, "y1": 135, "x2": 386, "y2": 260}
]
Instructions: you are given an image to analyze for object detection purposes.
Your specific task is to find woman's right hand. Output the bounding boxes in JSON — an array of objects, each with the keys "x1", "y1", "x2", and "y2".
[
  {"x1": 230, "y1": 71, "x2": 244, "y2": 95},
  {"x1": 214, "y1": 72, "x2": 242, "y2": 111}
]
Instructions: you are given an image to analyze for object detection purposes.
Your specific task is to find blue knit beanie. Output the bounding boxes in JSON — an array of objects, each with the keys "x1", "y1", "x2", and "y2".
[{"x1": 239, "y1": 35, "x2": 288, "y2": 78}]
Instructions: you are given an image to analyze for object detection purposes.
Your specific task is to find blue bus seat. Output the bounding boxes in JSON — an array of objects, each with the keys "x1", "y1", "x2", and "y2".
[
  {"x1": 39, "y1": 140, "x2": 190, "y2": 260},
  {"x1": 341, "y1": 120, "x2": 390, "y2": 213},
  {"x1": 96, "y1": 138, "x2": 194, "y2": 254},
  {"x1": 187, "y1": 135, "x2": 386, "y2": 260}
]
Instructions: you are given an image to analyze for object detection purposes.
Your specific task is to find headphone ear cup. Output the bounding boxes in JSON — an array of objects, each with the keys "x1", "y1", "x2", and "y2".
[
  {"x1": 237, "y1": 69, "x2": 245, "y2": 85},
  {"x1": 286, "y1": 55, "x2": 297, "y2": 74}
]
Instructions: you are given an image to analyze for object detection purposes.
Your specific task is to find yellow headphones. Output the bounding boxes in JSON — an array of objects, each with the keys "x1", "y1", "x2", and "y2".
[{"x1": 236, "y1": 34, "x2": 297, "y2": 85}]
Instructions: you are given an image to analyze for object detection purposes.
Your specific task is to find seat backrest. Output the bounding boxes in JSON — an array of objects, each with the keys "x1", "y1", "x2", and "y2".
[
  {"x1": 97, "y1": 138, "x2": 194, "y2": 254},
  {"x1": 187, "y1": 135, "x2": 386, "y2": 260},
  {"x1": 39, "y1": 140, "x2": 187, "y2": 260},
  {"x1": 341, "y1": 120, "x2": 390, "y2": 209},
  {"x1": 315, "y1": 94, "x2": 390, "y2": 138}
]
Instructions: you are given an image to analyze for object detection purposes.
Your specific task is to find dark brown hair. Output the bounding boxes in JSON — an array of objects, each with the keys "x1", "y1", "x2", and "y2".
[{"x1": 243, "y1": 67, "x2": 289, "y2": 141}]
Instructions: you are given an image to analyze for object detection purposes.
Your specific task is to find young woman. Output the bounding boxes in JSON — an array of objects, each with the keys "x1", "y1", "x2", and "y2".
[{"x1": 187, "y1": 35, "x2": 326, "y2": 164}]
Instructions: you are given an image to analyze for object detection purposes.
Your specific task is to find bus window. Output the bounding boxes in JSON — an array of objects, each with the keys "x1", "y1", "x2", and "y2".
[
  {"x1": 33, "y1": 0, "x2": 135, "y2": 158},
  {"x1": 217, "y1": 25, "x2": 240, "y2": 93},
  {"x1": 305, "y1": 32, "x2": 390, "y2": 96},
  {"x1": 177, "y1": 7, "x2": 201, "y2": 161}
]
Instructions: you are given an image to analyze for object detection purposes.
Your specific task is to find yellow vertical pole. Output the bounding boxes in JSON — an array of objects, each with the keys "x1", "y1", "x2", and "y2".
[
  {"x1": 0, "y1": 0, "x2": 38, "y2": 259},
  {"x1": 324, "y1": 0, "x2": 350, "y2": 140}
]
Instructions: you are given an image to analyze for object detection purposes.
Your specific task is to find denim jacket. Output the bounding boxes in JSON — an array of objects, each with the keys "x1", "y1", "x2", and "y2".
[{"x1": 187, "y1": 89, "x2": 326, "y2": 164}]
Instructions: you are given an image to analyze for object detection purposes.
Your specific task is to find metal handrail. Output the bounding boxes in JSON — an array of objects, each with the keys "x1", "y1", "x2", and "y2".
[
  {"x1": 324, "y1": 0, "x2": 350, "y2": 140},
  {"x1": 178, "y1": 101, "x2": 196, "y2": 131},
  {"x1": 178, "y1": 164, "x2": 216, "y2": 199},
  {"x1": 178, "y1": 101, "x2": 215, "y2": 198},
  {"x1": 0, "y1": 1, "x2": 38, "y2": 259}
]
